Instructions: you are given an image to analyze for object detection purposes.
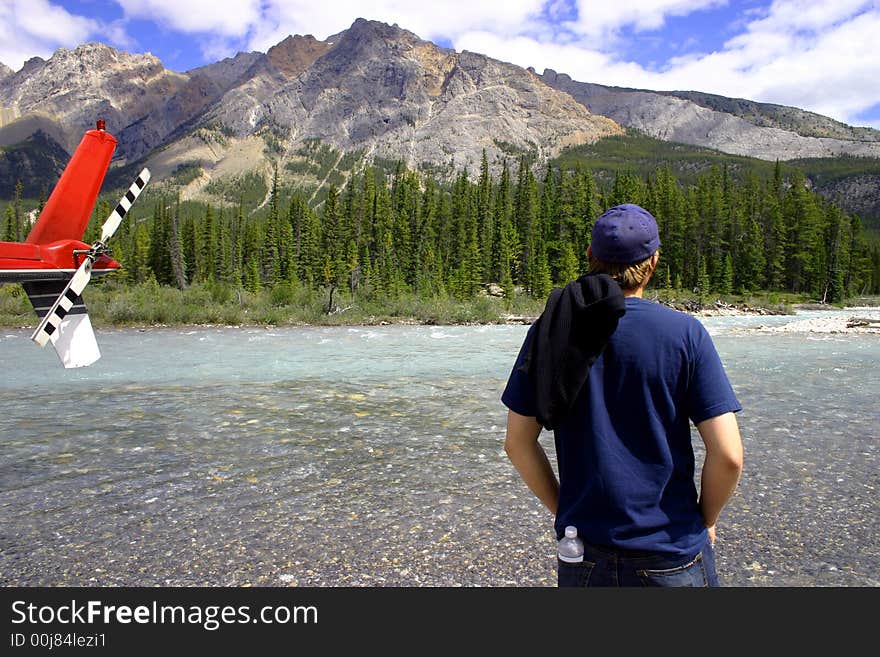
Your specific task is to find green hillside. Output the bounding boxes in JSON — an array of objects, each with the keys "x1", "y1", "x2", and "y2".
[
  {"x1": 0, "y1": 131, "x2": 69, "y2": 199},
  {"x1": 553, "y1": 131, "x2": 778, "y2": 184},
  {"x1": 555, "y1": 131, "x2": 880, "y2": 232}
]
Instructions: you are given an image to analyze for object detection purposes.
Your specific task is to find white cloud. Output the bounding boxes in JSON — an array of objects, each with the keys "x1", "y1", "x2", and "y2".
[
  {"x1": 103, "y1": 1, "x2": 548, "y2": 57},
  {"x1": 115, "y1": 0, "x2": 263, "y2": 38},
  {"x1": 245, "y1": 1, "x2": 548, "y2": 53},
  {"x1": 645, "y1": 2, "x2": 880, "y2": 126},
  {"x1": 565, "y1": 0, "x2": 728, "y2": 41},
  {"x1": 0, "y1": 0, "x2": 100, "y2": 70}
]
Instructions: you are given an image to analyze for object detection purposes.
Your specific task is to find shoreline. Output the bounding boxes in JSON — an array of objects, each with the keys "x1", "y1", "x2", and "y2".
[{"x1": 3, "y1": 300, "x2": 878, "y2": 334}]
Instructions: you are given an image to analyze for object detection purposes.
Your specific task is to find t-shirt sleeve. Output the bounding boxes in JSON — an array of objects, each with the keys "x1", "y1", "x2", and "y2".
[
  {"x1": 501, "y1": 324, "x2": 538, "y2": 418},
  {"x1": 686, "y1": 322, "x2": 742, "y2": 424}
]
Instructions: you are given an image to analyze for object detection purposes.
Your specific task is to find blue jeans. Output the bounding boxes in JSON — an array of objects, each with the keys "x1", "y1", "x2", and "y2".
[{"x1": 557, "y1": 539, "x2": 719, "y2": 587}]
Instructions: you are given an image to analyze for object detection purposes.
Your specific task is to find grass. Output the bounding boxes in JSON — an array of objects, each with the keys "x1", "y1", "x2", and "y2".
[
  {"x1": 647, "y1": 287, "x2": 805, "y2": 314},
  {"x1": 0, "y1": 281, "x2": 531, "y2": 329},
  {"x1": 4, "y1": 282, "x2": 868, "y2": 330},
  {"x1": 0, "y1": 284, "x2": 33, "y2": 326}
]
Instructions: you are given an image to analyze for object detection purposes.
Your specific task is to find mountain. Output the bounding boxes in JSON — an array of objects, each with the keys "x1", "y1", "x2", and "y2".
[
  {"x1": 0, "y1": 19, "x2": 621, "y2": 204},
  {"x1": 154, "y1": 19, "x2": 622, "y2": 198},
  {"x1": 0, "y1": 43, "x2": 268, "y2": 163},
  {"x1": 537, "y1": 69, "x2": 880, "y2": 160},
  {"x1": 0, "y1": 129, "x2": 70, "y2": 198},
  {"x1": 1, "y1": 17, "x2": 878, "y2": 226}
]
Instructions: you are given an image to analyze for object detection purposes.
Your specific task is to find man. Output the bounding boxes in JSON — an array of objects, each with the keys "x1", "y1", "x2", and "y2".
[{"x1": 502, "y1": 203, "x2": 743, "y2": 586}]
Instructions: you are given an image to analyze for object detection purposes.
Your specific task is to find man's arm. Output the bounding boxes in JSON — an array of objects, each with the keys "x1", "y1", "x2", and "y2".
[
  {"x1": 504, "y1": 409, "x2": 559, "y2": 515},
  {"x1": 696, "y1": 412, "x2": 744, "y2": 544}
]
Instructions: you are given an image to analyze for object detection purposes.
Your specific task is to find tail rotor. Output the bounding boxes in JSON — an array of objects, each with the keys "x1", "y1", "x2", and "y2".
[{"x1": 31, "y1": 168, "x2": 151, "y2": 349}]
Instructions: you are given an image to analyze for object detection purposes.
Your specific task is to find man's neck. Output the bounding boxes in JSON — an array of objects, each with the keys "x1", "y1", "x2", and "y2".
[{"x1": 623, "y1": 287, "x2": 645, "y2": 298}]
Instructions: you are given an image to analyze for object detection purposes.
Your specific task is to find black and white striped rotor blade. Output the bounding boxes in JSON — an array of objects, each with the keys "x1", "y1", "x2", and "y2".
[
  {"x1": 31, "y1": 258, "x2": 93, "y2": 347},
  {"x1": 100, "y1": 168, "x2": 151, "y2": 244}
]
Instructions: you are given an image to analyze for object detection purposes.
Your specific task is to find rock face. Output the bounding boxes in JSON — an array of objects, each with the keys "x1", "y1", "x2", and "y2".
[
  {"x1": 0, "y1": 20, "x2": 622, "y2": 189},
  {"x1": 815, "y1": 174, "x2": 880, "y2": 223},
  {"x1": 0, "y1": 43, "x2": 190, "y2": 156},
  {"x1": 205, "y1": 19, "x2": 622, "y2": 173},
  {"x1": 660, "y1": 90, "x2": 880, "y2": 143},
  {"x1": 538, "y1": 69, "x2": 880, "y2": 161},
  {"x1": 266, "y1": 35, "x2": 333, "y2": 79},
  {"x1": 0, "y1": 44, "x2": 269, "y2": 162}
]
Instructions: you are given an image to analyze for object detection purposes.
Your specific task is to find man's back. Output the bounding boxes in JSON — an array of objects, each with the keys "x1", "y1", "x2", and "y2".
[
  {"x1": 555, "y1": 297, "x2": 739, "y2": 556},
  {"x1": 502, "y1": 203, "x2": 743, "y2": 586}
]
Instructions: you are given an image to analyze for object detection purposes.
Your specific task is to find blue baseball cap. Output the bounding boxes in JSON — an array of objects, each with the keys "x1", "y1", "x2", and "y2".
[{"x1": 590, "y1": 204, "x2": 660, "y2": 264}]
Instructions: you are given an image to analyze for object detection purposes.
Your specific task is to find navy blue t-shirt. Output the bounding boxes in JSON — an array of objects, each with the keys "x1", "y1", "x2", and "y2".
[{"x1": 502, "y1": 297, "x2": 741, "y2": 557}]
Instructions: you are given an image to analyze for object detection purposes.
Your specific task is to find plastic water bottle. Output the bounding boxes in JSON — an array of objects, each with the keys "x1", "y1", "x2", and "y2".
[{"x1": 557, "y1": 525, "x2": 584, "y2": 563}]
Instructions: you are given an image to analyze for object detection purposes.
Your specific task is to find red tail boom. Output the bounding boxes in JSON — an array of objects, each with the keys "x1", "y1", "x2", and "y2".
[{"x1": 25, "y1": 128, "x2": 117, "y2": 245}]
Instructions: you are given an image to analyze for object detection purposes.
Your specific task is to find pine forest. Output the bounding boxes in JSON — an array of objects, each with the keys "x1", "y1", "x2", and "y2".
[{"x1": 3, "y1": 152, "x2": 879, "y2": 325}]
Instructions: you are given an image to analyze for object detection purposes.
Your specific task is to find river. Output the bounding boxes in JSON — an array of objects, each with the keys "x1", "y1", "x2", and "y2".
[{"x1": 1, "y1": 308, "x2": 878, "y2": 586}]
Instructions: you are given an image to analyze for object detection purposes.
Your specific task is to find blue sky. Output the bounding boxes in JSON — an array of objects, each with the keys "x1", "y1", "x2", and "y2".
[{"x1": 2, "y1": 0, "x2": 879, "y2": 129}]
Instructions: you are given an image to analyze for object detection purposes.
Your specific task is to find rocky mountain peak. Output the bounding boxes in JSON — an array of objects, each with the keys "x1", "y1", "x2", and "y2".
[
  {"x1": 266, "y1": 34, "x2": 333, "y2": 79},
  {"x1": 329, "y1": 17, "x2": 431, "y2": 63},
  {"x1": 0, "y1": 39, "x2": 187, "y2": 155},
  {"x1": 51, "y1": 42, "x2": 163, "y2": 74},
  {"x1": 0, "y1": 62, "x2": 11, "y2": 81},
  {"x1": 17, "y1": 57, "x2": 46, "y2": 76}
]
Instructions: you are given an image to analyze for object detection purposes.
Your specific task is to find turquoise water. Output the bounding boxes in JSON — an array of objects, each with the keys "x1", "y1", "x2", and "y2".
[{"x1": 1, "y1": 310, "x2": 878, "y2": 586}]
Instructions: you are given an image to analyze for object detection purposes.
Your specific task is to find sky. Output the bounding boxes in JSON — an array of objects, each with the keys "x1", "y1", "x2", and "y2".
[{"x1": 1, "y1": 0, "x2": 878, "y2": 129}]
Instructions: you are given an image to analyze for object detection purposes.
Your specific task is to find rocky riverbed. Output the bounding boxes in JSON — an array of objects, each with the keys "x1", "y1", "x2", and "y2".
[{"x1": 1, "y1": 315, "x2": 876, "y2": 588}]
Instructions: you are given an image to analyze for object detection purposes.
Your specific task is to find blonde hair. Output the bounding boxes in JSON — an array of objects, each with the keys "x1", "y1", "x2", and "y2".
[{"x1": 588, "y1": 250, "x2": 658, "y2": 291}]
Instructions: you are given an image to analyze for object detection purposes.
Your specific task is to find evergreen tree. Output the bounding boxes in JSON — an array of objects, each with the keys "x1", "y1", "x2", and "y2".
[
  {"x1": 131, "y1": 220, "x2": 153, "y2": 283},
  {"x1": 820, "y1": 203, "x2": 847, "y2": 304},
  {"x1": 53, "y1": 149, "x2": 878, "y2": 306},
  {"x1": 607, "y1": 169, "x2": 643, "y2": 208},
  {"x1": 476, "y1": 150, "x2": 494, "y2": 279},
  {"x1": 517, "y1": 163, "x2": 550, "y2": 297},
  {"x1": 844, "y1": 215, "x2": 870, "y2": 297},
  {"x1": 322, "y1": 185, "x2": 346, "y2": 287},
  {"x1": 392, "y1": 166, "x2": 417, "y2": 289},
  {"x1": 763, "y1": 182, "x2": 786, "y2": 290},
  {"x1": 299, "y1": 200, "x2": 322, "y2": 287},
  {"x1": 574, "y1": 164, "x2": 600, "y2": 273},
  {"x1": 13, "y1": 181, "x2": 23, "y2": 242},
  {"x1": 216, "y1": 209, "x2": 236, "y2": 285},
  {"x1": 169, "y1": 198, "x2": 188, "y2": 289},
  {"x1": 729, "y1": 174, "x2": 765, "y2": 292},
  {"x1": 557, "y1": 241, "x2": 580, "y2": 285},
  {"x1": 148, "y1": 200, "x2": 173, "y2": 285},
  {"x1": 196, "y1": 205, "x2": 216, "y2": 283},
  {"x1": 241, "y1": 212, "x2": 262, "y2": 293},
  {"x1": 262, "y1": 167, "x2": 281, "y2": 285},
  {"x1": 645, "y1": 166, "x2": 684, "y2": 287},
  {"x1": 492, "y1": 161, "x2": 516, "y2": 298},
  {"x1": 696, "y1": 258, "x2": 710, "y2": 302},
  {"x1": 718, "y1": 253, "x2": 734, "y2": 296},
  {"x1": 450, "y1": 170, "x2": 479, "y2": 297},
  {"x1": 783, "y1": 170, "x2": 822, "y2": 293},
  {"x1": 2, "y1": 204, "x2": 15, "y2": 242},
  {"x1": 181, "y1": 213, "x2": 197, "y2": 284},
  {"x1": 416, "y1": 177, "x2": 441, "y2": 294},
  {"x1": 373, "y1": 180, "x2": 396, "y2": 295}
]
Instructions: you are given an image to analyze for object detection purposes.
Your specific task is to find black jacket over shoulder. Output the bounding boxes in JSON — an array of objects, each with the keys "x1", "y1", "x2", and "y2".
[{"x1": 519, "y1": 273, "x2": 626, "y2": 430}]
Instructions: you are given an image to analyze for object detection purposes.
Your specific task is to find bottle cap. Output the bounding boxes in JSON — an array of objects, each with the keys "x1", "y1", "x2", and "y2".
[{"x1": 564, "y1": 526, "x2": 578, "y2": 538}]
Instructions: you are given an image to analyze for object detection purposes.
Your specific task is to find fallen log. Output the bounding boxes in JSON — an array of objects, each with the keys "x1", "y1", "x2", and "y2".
[{"x1": 846, "y1": 317, "x2": 880, "y2": 328}]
